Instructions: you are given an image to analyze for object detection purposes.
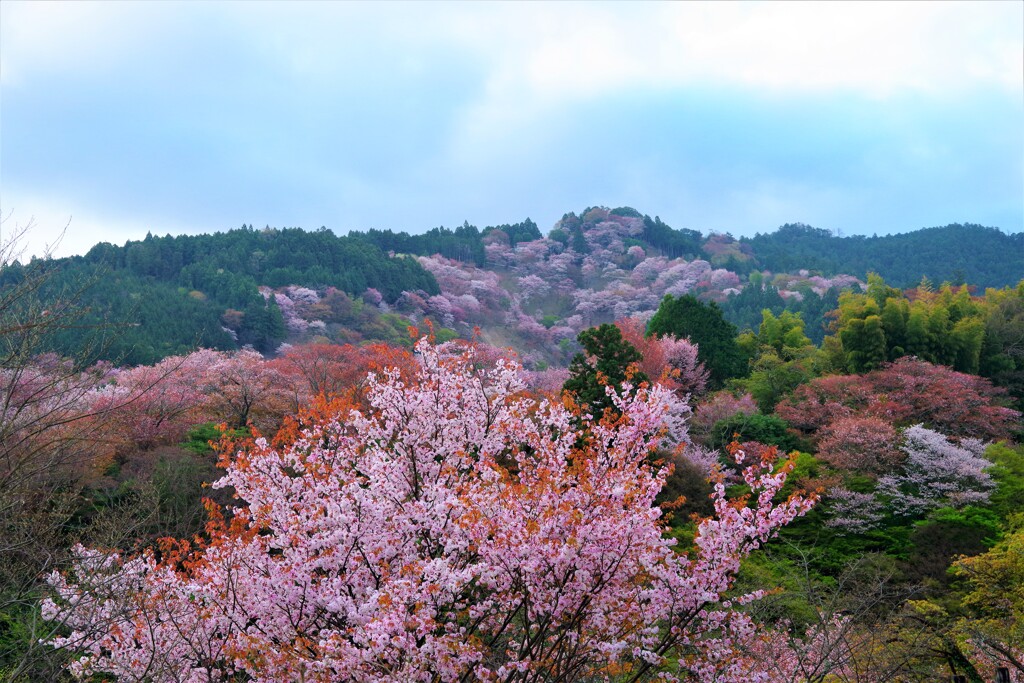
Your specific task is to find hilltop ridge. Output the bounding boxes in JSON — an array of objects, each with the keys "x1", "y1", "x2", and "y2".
[{"x1": 4, "y1": 207, "x2": 1020, "y2": 366}]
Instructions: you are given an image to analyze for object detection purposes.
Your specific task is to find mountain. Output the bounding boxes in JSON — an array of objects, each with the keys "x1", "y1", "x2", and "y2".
[
  {"x1": 4, "y1": 208, "x2": 1021, "y2": 367},
  {"x1": 0, "y1": 226, "x2": 438, "y2": 365},
  {"x1": 742, "y1": 222, "x2": 1023, "y2": 290}
]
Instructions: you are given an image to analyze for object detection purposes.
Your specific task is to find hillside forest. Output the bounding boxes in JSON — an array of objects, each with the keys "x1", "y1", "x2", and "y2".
[{"x1": 1, "y1": 208, "x2": 1023, "y2": 682}]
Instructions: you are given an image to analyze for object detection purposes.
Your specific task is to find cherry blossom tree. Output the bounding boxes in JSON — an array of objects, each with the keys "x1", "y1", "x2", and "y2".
[
  {"x1": 269, "y1": 343, "x2": 368, "y2": 400},
  {"x1": 617, "y1": 317, "x2": 709, "y2": 397},
  {"x1": 515, "y1": 274, "x2": 550, "y2": 304},
  {"x1": 877, "y1": 426, "x2": 994, "y2": 518},
  {"x1": 816, "y1": 416, "x2": 902, "y2": 477},
  {"x1": 689, "y1": 391, "x2": 759, "y2": 446},
  {"x1": 777, "y1": 359, "x2": 1019, "y2": 441},
  {"x1": 773, "y1": 375, "x2": 872, "y2": 433},
  {"x1": 46, "y1": 339, "x2": 813, "y2": 682},
  {"x1": 194, "y1": 349, "x2": 295, "y2": 431},
  {"x1": 828, "y1": 426, "x2": 994, "y2": 531},
  {"x1": 862, "y1": 358, "x2": 1018, "y2": 440},
  {"x1": 98, "y1": 354, "x2": 207, "y2": 449}
]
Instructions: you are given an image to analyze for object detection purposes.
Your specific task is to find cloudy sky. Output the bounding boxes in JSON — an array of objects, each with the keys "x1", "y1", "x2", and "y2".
[{"x1": 1, "y1": 1, "x2": 1021, "y2": 258}]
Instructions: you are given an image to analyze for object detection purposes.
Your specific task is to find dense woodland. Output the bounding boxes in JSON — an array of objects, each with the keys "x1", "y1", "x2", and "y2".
[
  {"x1": 2, "y1": 210, "x2": 1023, "y2": 682},
  {"x1": 743, "y1": 223, "x2": 1024, "y2": 290}
]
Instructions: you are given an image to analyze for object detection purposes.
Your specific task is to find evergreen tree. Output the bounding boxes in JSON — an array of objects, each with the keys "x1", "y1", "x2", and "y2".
[
  {"x1": 563, "y1": 324, "x2": 647, "y2": 421},
  {"x1": 647, "y1": 295, "x2": 746, "y2": 388}
]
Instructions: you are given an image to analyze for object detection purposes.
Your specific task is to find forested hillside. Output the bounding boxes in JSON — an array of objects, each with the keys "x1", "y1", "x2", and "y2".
[
  {"x1": 5, "y1": 210, "x2": 1022, "y2": 369},
  {"x1": 743, "y1": 222, "x2": 1024, "y2": 289},
  {"x1": 3, "y1": 213, "x2": 1024, "y2": 681},
  {"x1": 0, "y1": 227, "x2": 438, "y2": 364}
]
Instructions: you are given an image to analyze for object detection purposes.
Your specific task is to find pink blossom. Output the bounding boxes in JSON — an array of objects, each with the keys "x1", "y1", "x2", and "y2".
[{"x1": 47, "y1": 340, "x2": 814, "y2": 682}]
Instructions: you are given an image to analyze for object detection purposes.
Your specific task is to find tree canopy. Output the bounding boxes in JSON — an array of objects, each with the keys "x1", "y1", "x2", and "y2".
[{"x1": 647, "y1": 294, "x2": 746, "y2": 387}]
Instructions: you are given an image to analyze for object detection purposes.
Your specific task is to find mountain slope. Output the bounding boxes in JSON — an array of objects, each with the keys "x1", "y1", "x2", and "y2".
[{"x1": 742, "y1": 223, "x2": 1023, "y2": 289}]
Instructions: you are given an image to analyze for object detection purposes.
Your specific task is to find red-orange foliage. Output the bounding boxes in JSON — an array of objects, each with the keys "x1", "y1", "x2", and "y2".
[
  {"x1": 777, "y1": 358, "x2": 1019, "y2": 442},
  {"x1": 616, "y1": 317, "x2": 709, "y2": 397},
  {"x1": 816, "y1": 416, "x2": 902, "y2": 477}
]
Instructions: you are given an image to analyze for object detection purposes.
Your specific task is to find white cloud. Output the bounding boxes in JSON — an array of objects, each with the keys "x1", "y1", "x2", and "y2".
[
  {"x1": 0, "y1": 1, "x2": 180, "y2": 86},
  {"x1": 2, "y1": 0, "x2": 1019, "y2": 246},
  {"x1": 0, "y1": 191, "x2": 186, "y2": 259},
  {"x1": 5, "y1": 2, "x2": 1018, "y2": 93},
  {"x1": 416, "y1": 1, "x2": 1023, "y2": 170}
]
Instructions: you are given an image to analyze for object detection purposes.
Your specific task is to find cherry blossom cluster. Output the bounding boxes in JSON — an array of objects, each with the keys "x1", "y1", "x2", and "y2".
[
  {"x1": 46, "y1": 339, "x2": 814, "y2": 682},
  {"x1": 827, "y1": 425, "x2": 994, "y2": 530}
]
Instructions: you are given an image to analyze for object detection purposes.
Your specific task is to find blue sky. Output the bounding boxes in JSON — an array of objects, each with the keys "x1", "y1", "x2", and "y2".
[{"x1": 1, "y1": 1, "x2": 1021, "y2": 258}]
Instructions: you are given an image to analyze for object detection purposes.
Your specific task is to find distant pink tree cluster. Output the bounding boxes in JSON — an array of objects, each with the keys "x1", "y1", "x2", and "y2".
[
  {"x1": 408, "y1": 210, "x2": 874, "y2": 361},
  {"x1": 827, "y1": 425, "x2": 994, "y2": 530},
  {"x1": 507, "y1": 306, "x2": 552, "y2": 346},
  {"x1": 656, "y1": 259, "x2": 713, "y2": 297},
  {"x1": 515, "y1": 274, "x2": 550, "y2": 304},
  {"x1": 417, "y1": 255, "x2": 509, "y2": 327},
  {"x1": 96, "y1": 355, "x2": 207, "y2": 448},
  {"x1": 574, "y1": 217, "x2": 644, "y2": 267},
  {"x1": 816, "y1": 416, "x2": 902, "y2": 477},
  {"x1": 877, "y1": 426, "x2": 993, "y2": 516},
  {"x1": 773, "y1": 358, "x2": 1015, "y2": 529},
  {"x1": 777, "y1": 357, "x2": 1020, "y2": 443},
  {"x1": 778, "y1": 273, "x2": 865, "y2": 297},
  {"x1": 116, "y1": 348, "x2": 312, "y2": 436},
  {"x1": 363, "y1": 287, "x2": 383, "y2": 306},
  {"x1": 521, "y1": 367, "x2": 570, "y2": 395},
  {"x1": 274, "y1": 291, "x2": 309, "y2": 334}
]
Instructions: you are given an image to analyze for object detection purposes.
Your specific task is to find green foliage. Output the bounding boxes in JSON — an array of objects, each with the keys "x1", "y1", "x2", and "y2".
[
  {"x1": 831, "y1": 275, "x2": 990, "y2": 374},
  {"x1": 709, "y1": 413, "x2": 800, "y2": 453},
  {"x1": 979, "y1": 281, "x2": 1024, "y2": 411},
  {"x1": 948, "y1": 514, "x2": 1024, "y2": 660},
  {"x1": 352, "y1": 222, "x2": 489, "y2": 266},
  {"x1": 483, "y1": 219, "x2": 542, "y2": 248},
  {"x1": 734, "y1": 310, "x2": 820, "y2": 412},
  {"x1": 434, "y1": 327, "x2": 459, "y2": 344},
  {"x1": 609, "y1": 206, "x2": 643, "y2": 219},
  {"x1": 742, "y1": 222, "x2": 1024, "y2": 289},
  {"x1": 0, "y1": 255, "x2": 237, "y2": 366},
  {"x1": 654, "y1": 454, "x2": 714, "y2": 528},
  {"x1": 921, "y1": 507, "x2": 1003, "y2": 544},
  {"x1": 238, "y1": 295, "x2": 286, "y2": 354},
  {"x1": 647, "y1": 294, "x2": 746, "y2": 387},
  {"x1": 984, "y1": 441, "x2": 1024, "y2": 522},
  {"x1": 563, "y1": 323, "x2": 647, "y2": 421},
  {"x1": 4, "y1": 227, "x2": 440, "y2": 365},
  {"x1": 180, "y1": 423, "x2": 249, "y2": 456},
  {"x1": 640, "y1": 215, "x2": 703, "y2": 259},
  {"x1": 110, "y1": 227, "x2": 438, "y2": 301},
  {"x1": 733, "y1": 551, "x2": 823, "y2": 627},
  {"x1": 718, "y1": 282, "x2": 845, "y2": 346},
  {"x1": 547, "y1": 228, "x2": 569, "y2": 246},
  {"x1": 758, "y1": 310, "x2": 813, "y2": 354},
  {"x1": 905, "y1": 507, "x2": 1002, "y2": 586}
]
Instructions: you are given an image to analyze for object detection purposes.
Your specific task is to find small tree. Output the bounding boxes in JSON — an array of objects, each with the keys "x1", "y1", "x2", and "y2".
[
  {"x1": 563, "y1": 322, "x2": 648, "y2": 421},
  {"x1": 878, "y1": 426, "x2": 994, "y2": 518}
]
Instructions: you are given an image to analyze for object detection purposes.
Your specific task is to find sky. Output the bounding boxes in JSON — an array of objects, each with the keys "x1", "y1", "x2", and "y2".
[{"x1": 1, "y1": 1, "x2": 1022, "y2": 258}]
